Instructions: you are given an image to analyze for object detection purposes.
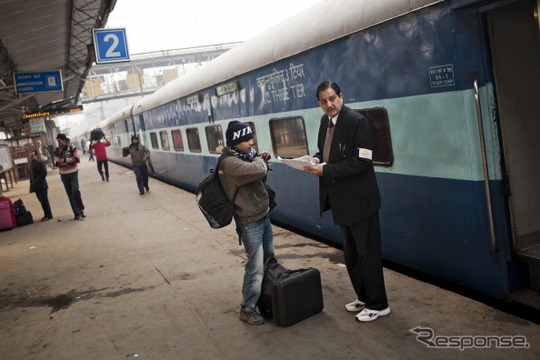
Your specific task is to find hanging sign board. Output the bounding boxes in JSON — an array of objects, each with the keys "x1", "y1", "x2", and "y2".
[
  {"x1": 14, "y1": 70, "x2": 63, "y2": 94},
  {"x1": 93, "y1": 28, "x2": 130, "y2": 64}
]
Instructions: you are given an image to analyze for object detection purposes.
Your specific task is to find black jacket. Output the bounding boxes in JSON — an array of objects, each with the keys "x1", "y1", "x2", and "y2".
[
  {"x1": 29, "y1": 160, "x2": 48, "y2": 193},
  {"x1": 314, "y1": 105, "x2": 381, "y2": 225}
]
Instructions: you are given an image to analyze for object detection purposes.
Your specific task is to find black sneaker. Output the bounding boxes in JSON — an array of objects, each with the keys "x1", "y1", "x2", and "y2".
[
  {"x1": 139, "y1": 190, "x2": 145, "y2": 195},
  {"x1": 145, "y1": 186, "x2": 149, "y2": 192},
  {"x1": 239, "y1": 310, "x2": 265, "y2": 325},
  {"x1": 73, "y1": 214, "x2": 80, "y2": 220},
  {"x1": 41, "y1": 216, "x2": 52, "y2": 222},
  {"x1": 101, "y1": 174, "x2": 105, "y2": 181},
  {"x1": 80, "y1": 211, "x2": 86, "y2": 218}
]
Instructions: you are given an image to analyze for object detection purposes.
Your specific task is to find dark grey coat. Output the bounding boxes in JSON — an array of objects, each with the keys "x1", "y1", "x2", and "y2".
[{"x1": 314, "y1": 105, "x2": 381, "y2": 225}]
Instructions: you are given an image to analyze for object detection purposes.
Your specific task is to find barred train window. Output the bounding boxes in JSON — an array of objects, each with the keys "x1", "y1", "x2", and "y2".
[
  {"x1": 171, "y1": 130, "x2": 184, "y2": 151},
  {"x1": 150, "y1": 132, "x2": 159, "y2": 150},
  {"x1": 186, "y1": 128, "x2": 201, "y2": 153},
  {"x1": 356, "y1": 108, "x2": 393, "y2": 166},
  {"x1": 160, "y1": 131, "x2": 170, "y2": 151},
  {"x1": 269, "y1": 117, "x2": 308, "y2": 158},
  {"x1": 205, "y1": 125, "x2": 224, "y2": 154}
]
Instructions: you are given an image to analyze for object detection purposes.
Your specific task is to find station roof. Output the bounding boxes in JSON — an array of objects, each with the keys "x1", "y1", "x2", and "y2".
[{"x1": 0, "y1": 0, "x2": 117, "y2": 134}]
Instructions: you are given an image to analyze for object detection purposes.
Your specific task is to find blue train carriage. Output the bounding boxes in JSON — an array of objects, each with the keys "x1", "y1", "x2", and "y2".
[{"x1": 97, "y1": 0, "x2": 540, "y2": 309}]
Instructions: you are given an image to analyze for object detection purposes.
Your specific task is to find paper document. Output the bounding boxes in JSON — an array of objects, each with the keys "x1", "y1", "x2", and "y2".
[{"x1": 277, "y1": 156, "x2": 319, "y2": 170}]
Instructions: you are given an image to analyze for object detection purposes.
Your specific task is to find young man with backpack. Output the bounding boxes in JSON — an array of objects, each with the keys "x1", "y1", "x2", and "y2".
[{"x1": 218, "y1": 120, "x2": 274, "y2": 325}]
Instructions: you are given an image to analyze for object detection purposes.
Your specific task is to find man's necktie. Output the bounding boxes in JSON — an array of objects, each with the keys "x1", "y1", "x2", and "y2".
[{"x1": 322, "y1": 119, "x2": 334, "y2": 163}]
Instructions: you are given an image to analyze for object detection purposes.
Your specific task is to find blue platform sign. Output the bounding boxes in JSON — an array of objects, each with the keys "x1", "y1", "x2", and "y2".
[
  {"x1": 93, "y1": 28, "x2": 130, "y2": 64},
  {"x1": 14, "y1": 70, "x2": 63, "y2": 94}
]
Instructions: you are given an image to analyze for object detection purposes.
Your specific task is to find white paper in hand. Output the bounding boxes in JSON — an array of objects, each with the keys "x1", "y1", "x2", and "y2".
[{"x1": 277, "y1": 156, "x2": 318, "y2": 170}]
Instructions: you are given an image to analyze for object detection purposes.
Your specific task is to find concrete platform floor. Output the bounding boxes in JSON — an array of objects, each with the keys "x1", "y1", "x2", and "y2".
[{"x1": 1, "y1": 159, "x2": 539, "y2": 360}]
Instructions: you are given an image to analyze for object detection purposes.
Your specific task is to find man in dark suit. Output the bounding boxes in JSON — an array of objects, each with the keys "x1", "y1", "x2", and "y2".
[
  {"x1": 303, "y1": 81, "x2": 389, "y2": 322},
  {"x1": 29, "y1": 150, "x2": 53, "y2": 221}
]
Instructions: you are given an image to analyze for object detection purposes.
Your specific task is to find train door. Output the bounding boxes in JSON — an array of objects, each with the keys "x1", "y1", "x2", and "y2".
[
  {"x1": 486, "y1": 0, "x2": 540, "y2": 265},
  {"x1": 138, "y1": 115, "x2": 146, "y2": 145}
]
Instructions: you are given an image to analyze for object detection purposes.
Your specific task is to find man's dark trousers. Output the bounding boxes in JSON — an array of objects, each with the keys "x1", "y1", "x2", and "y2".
[{"x1": 340, "y1": 212, "x2": 388, "y2": 310}]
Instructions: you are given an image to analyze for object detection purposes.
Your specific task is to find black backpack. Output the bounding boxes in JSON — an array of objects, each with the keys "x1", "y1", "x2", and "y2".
[
  {"x1": 13, "y1": 199, "x2": 27, "y2": 216},
  {"x1": 196, "y1": 155, "x2": 239, "y2": 229}
]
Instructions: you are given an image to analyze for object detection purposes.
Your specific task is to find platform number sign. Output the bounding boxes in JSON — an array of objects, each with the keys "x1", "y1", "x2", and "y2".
[{"x1": 92, "y1": 28, "x2": 130, "y2": 64}]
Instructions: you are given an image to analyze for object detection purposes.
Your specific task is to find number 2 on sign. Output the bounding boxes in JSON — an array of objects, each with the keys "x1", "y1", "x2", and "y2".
[{"x1": 104, "y1": 34, "x2": 121, "y2": 57}]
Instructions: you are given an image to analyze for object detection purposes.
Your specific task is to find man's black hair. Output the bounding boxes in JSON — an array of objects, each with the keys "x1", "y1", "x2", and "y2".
[{"x1": 315, "y1": 81, "x2": 342, "y2": 100}]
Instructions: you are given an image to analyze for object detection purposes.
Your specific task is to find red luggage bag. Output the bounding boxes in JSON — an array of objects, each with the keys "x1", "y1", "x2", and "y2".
[{"x1": 0, "y1": 197, "x2": 16, "y2": 230}]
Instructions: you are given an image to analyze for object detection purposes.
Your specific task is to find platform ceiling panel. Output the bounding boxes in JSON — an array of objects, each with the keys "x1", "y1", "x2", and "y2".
[
  {"x1": 0, "y1": 0, "x2": 116, "y2": 134},
  {"x1": 0, "y1": 0, "x2": 70, "y2": 72}
]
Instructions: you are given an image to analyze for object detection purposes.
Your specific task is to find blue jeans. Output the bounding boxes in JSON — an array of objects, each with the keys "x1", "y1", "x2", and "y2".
[
  {"x1": 132, "y1": 164, "x2": 148, "y2": 191},
  {"x1": 238, "y1": 215, "x2": 274, "y2": 311}
]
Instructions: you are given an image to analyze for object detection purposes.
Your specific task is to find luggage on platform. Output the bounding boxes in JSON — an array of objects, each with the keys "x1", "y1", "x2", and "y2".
[
  {"x1": 257, "y1": 257, "x2": 290, "y2": 319},
  {"x1": 0, "y1": 197, "x2": 16, "y2": 230},
  {"x1": 271, "y1": 267, "x2": 324, "y2": 326},
  {"x1": 90, "y1": 128, "x2": 104, "y2": 141},
  {"x1": 15, "y1": 211, "x2": 33, "y2": 227},
  {"x1": 13, "y1": 199, "x2": 27, "y2": 216},
  {"x1": 13, "y1": 198, "x2": 33, "y2": 227}
]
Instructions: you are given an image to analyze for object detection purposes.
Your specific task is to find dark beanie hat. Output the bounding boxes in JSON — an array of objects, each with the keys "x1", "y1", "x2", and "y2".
[
  {"x1": 56, "y1": 133, "x2": 68, "y2": 141},
  {"x1": 226, "y1": 121, "x2": 253, "y2": 146},
  {"x1": 131, "y1": 135, "x2": 139, "y2": 141}
]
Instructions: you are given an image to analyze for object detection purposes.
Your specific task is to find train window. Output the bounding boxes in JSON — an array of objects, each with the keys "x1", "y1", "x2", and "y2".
[
  {"x1": 171, "y1": 130, "x2": 184, "y2": 151},
  {"x1": 160, "y1": 131, "x2": 170, "y2": 151},
  {"x1": 205, "y1": 125, "x2": 224, "y2": 154},
  {"x1": 356, "y1": 108, "x2": 394, "y2": 166},
  {"x1": 150, "y1": 132, "x2": 159, "y2": 150},
  {"x1": 186, "y1": 128, "x2": 202, "y2": 153},
  {"x1": 269, "y1": 117, "x2": 308, "y2": 157}
]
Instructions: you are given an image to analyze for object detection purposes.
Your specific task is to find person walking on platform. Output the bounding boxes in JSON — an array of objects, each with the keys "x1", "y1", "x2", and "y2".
[
  {"x1": 303, "y1": 81, "x2": 390, "y2": 322},
  {"x1": 29, "y1": 150, "x2": 52, "y2": 221},
  {"x1": 219, "y1": 120, "x2": 274, "y2": 325},
  {"x1": 122, "y1": 135, "x2": 150, "y2": 195},
  {"x1": 89, "y1": 137, "x2": 111, "y2": 181},
  {"x1": 54, "y1": 134, "x2": 86, "y2": 220}
]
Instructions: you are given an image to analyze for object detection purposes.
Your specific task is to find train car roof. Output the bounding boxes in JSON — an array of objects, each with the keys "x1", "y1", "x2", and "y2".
[
  {"x1": 99, "y1": 104, "x2": 134, "y2": 128},
  {"x1": 111, "y1": 0, "x2": 442, "y2": 118}
]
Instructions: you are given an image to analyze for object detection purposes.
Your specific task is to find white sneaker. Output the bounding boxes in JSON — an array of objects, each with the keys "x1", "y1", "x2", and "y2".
[
  {"x1": 355, "y1": 307, "x2": 391, "y2": 322},
  {"x1": 345, "y1": 299, "x2": 365, "y2": 312}
]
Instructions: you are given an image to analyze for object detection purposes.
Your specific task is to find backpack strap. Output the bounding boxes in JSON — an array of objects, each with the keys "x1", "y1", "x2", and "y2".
[
  {"x1": 215, "y1": 154, "x2": 242, "y2": 245},
  {"x1": 214, "y1": 154, "x2": 240, "y2": 201}
]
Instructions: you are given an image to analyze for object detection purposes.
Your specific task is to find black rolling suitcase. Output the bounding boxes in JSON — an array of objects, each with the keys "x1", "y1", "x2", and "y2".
[{"x1": 271, "y1": 267, "x2": 324, "y2": 326}]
